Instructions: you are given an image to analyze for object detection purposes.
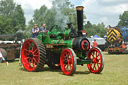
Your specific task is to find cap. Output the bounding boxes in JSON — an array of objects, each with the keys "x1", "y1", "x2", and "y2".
[{"x1": 76, "y1": 6, "x2": 84, "y2": 10}]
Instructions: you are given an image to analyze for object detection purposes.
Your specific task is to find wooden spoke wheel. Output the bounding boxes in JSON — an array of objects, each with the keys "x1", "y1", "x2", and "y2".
[
  {"x1": 87, "y1": 47, "x2": 104, "y2": 74},
  {"x1": 60, "y1": 48, "x2": 76, "y2": 76}
]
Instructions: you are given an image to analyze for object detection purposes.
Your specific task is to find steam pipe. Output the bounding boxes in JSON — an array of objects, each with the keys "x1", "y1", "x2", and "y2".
[{"x1": 76, "y1": 6, "x2": 84, "y2": 37}]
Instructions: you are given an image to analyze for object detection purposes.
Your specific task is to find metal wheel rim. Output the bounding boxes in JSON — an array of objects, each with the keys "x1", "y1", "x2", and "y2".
[
  {"x1": 21, "y1": 39, "x2": 39, "y2": 71},
  {"x1": 87, "y1": 48, "x2": 103, "y2": 73},
  {"x1": 60, "y1": 49, "x2": 74, "y2": 75}
]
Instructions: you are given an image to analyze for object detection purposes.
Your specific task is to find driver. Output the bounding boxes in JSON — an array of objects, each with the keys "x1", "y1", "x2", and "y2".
[{"x1": 40, "y1": 24, "x2": 48, "y2": 33}]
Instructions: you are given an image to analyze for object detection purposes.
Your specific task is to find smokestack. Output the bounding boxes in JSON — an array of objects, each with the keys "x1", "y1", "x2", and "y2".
[{"x1": 76, "y1": 6, "x2": 84, "y2": 37}]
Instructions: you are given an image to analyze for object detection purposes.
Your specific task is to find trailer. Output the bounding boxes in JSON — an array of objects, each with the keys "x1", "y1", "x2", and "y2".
[{"x1": 0, "y1": 33, "x2": 24, "y2": 61}]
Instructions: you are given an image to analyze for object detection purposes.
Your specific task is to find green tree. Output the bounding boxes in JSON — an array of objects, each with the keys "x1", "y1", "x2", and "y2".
[
  {"x1": 30, "y1": 5, "x2": 56, "y2": 29},
  {"x1": 96, "y1": 22, "x2": 106, "y2": 37},
  {"x1": 12, "y1": 5, "x2": 25, "y2": 31},
  {"x1": 28, "y1": 0, "x2": 86, "y2": 32},
  {"x1": 118, "y1": 11, "x2": 128, "y2": 26},
  {"x1": 0, "y1": 0, "x2": 25, "y2": 34},
  {"x1": 0, "y1": 15, "x2": 13, "y2": 34},
  {"x1": 84, "y1": 22, "x2": 106, "y2": 37},
  {"x1": 0, "y1": 0, "x2": 15, "y2": 17},
  {"x1": 85, "y1": 21, "x2": 92, "y2": 28}
]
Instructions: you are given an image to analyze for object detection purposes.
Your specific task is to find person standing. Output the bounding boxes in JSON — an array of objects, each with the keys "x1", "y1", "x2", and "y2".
[
  {"x1": 32, "y1": 24, "x2": 39, "y2": 38},
  {"x1": 93, "y1": 39, "x2": 98, "y2": 47},
  {"x1": 40, "y1": 24, "x2": 48, "y2": 33},
  {"x1": 121, "y1": 40, "x2": 126, "y2": 49}
]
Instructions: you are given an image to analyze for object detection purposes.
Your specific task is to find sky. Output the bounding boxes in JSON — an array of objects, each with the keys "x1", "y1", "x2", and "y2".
[{"x1": 13, "y1": 0, "x2": 128, "y2": 26}]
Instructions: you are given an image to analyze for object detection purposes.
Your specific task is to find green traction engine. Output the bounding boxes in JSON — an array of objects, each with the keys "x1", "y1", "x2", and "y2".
[{"x1": 21, "y1": 6, "x2": 104, "y2": 76}]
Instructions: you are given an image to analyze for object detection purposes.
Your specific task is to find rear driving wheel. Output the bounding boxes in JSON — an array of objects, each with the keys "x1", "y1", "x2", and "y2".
[
  {"x1": 87, "y1": 47, "x2": 104, "y2": 74},
  {"x1": 60, "y1": 48, "x2": 76, "y2": 76},
  {"x1": 21, "y1": 38, "x2": 46, "y2": 72}
]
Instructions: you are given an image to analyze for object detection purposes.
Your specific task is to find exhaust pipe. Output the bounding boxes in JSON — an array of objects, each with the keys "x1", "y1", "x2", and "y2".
[{"x1": 76, "y1": 6, "x2": 84, "y2": 37}]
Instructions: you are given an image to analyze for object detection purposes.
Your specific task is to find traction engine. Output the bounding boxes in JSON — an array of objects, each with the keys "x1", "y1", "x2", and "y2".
[{"x1": 21, "y1": 6, "x2": 104, "y2": 75}]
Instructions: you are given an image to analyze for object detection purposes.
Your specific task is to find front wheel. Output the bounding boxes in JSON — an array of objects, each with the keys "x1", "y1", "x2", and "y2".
[
  {"x1": 60, "y1": 48, "x2": 76, "y2": 76},
  {"x1": 87, "y1": 47, "x2": 104, "y2": 74}
]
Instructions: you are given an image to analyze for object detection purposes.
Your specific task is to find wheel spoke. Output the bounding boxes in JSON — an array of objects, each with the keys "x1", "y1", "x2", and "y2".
[
  {"x1": 27, "y1": 42, "x2": 31, "y2": 50},
  {"x1": 24, "y1": 59, "x2": 29, "y2": 65},
  {"x1": 64, "y1": 57, "x2": 67, "y2": 61},
  {"x1": 33, "y1": 61, "x2": 35, "y2": 68},
  {"x1": 94, "y1": 64, "x2": 97, "y2": 70},
  {"x1": 91, "y1": 52, "x2": 94, "y2": 57},
  {"x1": 33, "y1": 49, "x2": 38, "y2": 53},
  {"x1": 92, "y1": 51, "x2": 95, "y2": 58},
  {"x1": 68, "y1": 58, "x2": 72, "y2": 64},
  {"x1": 30, "y1": 42, "x2": 34, "y2": 50},
  {"x1": 29, "y1": 42, "x2": 33, "y2": 50},
  {"x1": 24, "y1": 49, "x2": 29, "y2": 52},
  {"x1": 97, "y1": 63, "x2": 100, "y2": 68},
  {"x1": 33, "y1": 57, "x2": 38, "y2": 65},
  {"x1": 31, "y1": 58, "x2": 34, "y2": 63},
  {"x1": 34, "y1": 55, "x2": 39, "y2": 57},
  {"x1": 97, "y1": 62, "x2": 101, "y2": 64},
  {"x1": 66, "y1": 60, "x2": 69, "y2": 71},
  {"x1": 25, "y1": 57, "x2": 30, "y2": 60},
  {"x1": 69, "y1": 63, "x2": 72, "y2": 70},
  {"x1": 66, "y1": 64, "x2": 68, "y2": 71},
  {"x1": 32, "y1": 44, "x2": 36, "y2": 51},
  {"x1": 95, "y1": 52, "x2": 99, "y2": 58},
  {"x1": 66, "y1": 52, "x2": 69, "y2": 60},
  {"x1": 24, "y1": 58, "x2": 31, "y2": 67},
  {"x1": 92, "y1": 63, "x2": 96, "y2": 70}
]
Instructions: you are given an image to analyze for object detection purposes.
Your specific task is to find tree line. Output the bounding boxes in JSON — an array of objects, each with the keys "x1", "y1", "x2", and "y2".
[
  {"x1": 0, "y1": 0, "x2": 128, "y2": 39},
  {"x1": 0, "y1": 0, "x2": 25, "y2": 34}
]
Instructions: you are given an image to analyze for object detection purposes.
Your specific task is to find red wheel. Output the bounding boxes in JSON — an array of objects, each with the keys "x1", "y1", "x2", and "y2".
[
  {"x1": 87, "y1": 47, "x2": 104, "y2": 74},
  {"x1": 21, "y1": 38, "x2": 46, "y2": 72},
  {"x1": 60, "y1": 48, "x2": 76, "y2": 76}
]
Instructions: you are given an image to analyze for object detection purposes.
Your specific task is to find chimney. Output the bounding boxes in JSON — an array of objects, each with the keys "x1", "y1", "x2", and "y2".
[{"x1": 76, "y1": 6, "x2": 84, "y2": 37}]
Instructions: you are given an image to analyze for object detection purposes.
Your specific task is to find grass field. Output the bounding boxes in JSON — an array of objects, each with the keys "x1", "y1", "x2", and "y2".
[{"x1": 0, "y1": 52, "x2": 128, "y2": 85}]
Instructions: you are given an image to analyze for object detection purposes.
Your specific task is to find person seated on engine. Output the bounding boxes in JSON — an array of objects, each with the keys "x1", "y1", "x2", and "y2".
[
  {"x1": 40, "y1": 24, "x2": 48, "y2": 33},
  {"x1": 32, "y1": 24, "x2": 39, "y2": 38}
]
